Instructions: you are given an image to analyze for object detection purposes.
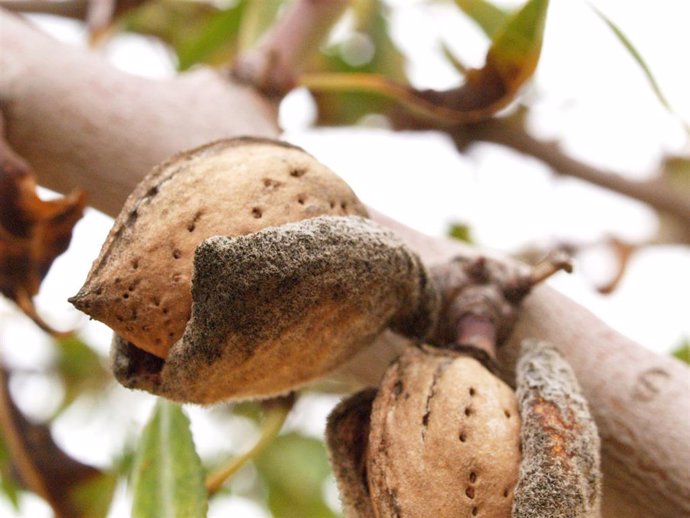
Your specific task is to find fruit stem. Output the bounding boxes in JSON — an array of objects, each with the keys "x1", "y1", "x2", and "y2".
[
  {"x1": 205, "y1": 393, "x2": 295, "y2": 495},
  {"x1": 455, "y1": 314, "x2": 497, "y2": 358}
]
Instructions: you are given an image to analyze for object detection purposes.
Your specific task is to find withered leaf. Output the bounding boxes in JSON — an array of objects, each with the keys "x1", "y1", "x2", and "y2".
[
  {"x1": 0, "y1": 148, "x2": 85, "y2": 333},
  {"x1": 0, "y1": 367, "x2": 116, "y2": 518}
]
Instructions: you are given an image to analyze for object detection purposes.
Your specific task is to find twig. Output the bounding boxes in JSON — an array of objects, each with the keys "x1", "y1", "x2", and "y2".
[
  {"x1": 455, "y1": 116, "x2": 690, "y2": 235},
  {"x1": 233, "y1": 0, "x2": 351, "y2": 97},
  {"x1": 205, "y1": 394, "x2": 294, "y2": 495},
  {"x1": 0, "y1": 0, "x2": 87, "y2": 18}
]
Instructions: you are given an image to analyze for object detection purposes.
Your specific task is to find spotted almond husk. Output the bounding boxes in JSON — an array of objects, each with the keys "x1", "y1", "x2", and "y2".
[
  {"x1": 70, "y1": 137, "x2": 368, "y2": 359},
  {"x1": 328, "y1": 346, "x2": 521, "y2": 518}
]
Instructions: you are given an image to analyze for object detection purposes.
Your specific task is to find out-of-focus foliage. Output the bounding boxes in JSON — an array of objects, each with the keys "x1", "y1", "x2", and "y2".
[
  {"x1": 448, "y1": 222, "x2": 474, "y2": 243},
  {"x1": 120, "y1": 0, "x2": 249, "y2": 70},
  {"x1": 672, "y1": 340, "x2": 690, "y2": 364},
  {"x1": 0, "y1": 431, "x2": 20, "y2": 510},
  {"x1": 0, "y1": 369, "x2": 116, "y2": 518},
  {"x1": 131, "y1": 401, "x2": 207, "y2": 518},
  {"x1": 255, "y1": 432, "x2": 341, "y2": 518},
  {"x1": 54, "y1": 336, "x2": 111, "y2": 413},
  {"x1": 306, "y1": 0, "x2": 409, "y2": 125},
  {"x1": 454, "y1": 0, "x2": 509, "y2": 37}
]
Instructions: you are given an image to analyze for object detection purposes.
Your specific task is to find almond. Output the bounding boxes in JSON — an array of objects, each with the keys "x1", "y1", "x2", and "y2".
[
  {"x1": 110, "y1": 215, "x2": 438, "y2": 403},
  {"x1": 366, "y1": 346, "x2": 521, "y2": 518},
  {"x1": 70, "y1": 137, "x2": 367, "y2": 358}
]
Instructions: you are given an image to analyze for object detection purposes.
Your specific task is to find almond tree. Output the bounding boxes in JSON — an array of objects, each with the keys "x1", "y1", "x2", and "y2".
[{"x1": 1, "y1": 1, "x2": 688, "y2": 517}]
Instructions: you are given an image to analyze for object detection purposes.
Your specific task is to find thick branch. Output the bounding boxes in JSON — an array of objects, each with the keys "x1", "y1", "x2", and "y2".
[
  {"x1": 1, "y1": 11, "x2": 689, "y2": 517},
  {"x1": 454, "y1": 116, "x2": 690, "y2": 235}
]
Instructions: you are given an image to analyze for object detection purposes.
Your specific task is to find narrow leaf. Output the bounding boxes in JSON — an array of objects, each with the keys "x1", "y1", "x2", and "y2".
[
  {"x1": 454, "y1": 0, "x2": 509, "y2": 37},
  {"x1": 131, "y1": 401, "x2": 207, "y2": 518},
  {"x1": 589, "y1": 4, "x2": 672, "y2": 112}
]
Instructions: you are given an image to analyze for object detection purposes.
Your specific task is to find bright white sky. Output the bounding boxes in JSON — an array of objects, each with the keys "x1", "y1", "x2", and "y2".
[{"x1": 1, "y1": 1, "x2": 689, "y2": 517}]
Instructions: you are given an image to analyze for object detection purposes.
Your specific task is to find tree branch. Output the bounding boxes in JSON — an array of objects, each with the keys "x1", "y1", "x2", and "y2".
[
  {"x1": 0, "y1": 0, "x2": 87, "y2": 19},
  {"x1": 1, "y1": 10, "x2": 689, "y2": 517},
  {"x1": 453, "y1": 116, "x2": 690, "y2": 239}
]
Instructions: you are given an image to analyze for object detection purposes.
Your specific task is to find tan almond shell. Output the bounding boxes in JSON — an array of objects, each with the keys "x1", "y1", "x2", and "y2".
[
  {"x1": 367, "y1": 347, "x2": 521, "y2": 518},
  {"x1": 71, "y1": 138, "x2": 367, "y2": 358}
]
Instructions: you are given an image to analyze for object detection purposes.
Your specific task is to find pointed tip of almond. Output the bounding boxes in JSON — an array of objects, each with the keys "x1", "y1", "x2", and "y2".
[{"x1": 68, "y1": 287, "x2": 97, "y2": 314}]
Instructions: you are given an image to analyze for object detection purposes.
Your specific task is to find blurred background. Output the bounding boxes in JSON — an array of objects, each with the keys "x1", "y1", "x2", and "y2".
[{"x1": 1, "y1": 0, "x2": 689, "y2": 516}]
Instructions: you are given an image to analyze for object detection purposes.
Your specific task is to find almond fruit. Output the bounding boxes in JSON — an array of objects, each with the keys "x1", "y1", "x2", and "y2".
[
  {"x1": 70, "y1": 137, "x2": 367, "y2": 359},
  {"x1": 366, "y1": 346, "x2": 520, "y2": 518}
]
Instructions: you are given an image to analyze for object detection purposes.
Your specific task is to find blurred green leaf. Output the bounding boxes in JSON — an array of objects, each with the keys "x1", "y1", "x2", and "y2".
[
  {"x1": 486, "y1": 0, "x2": 549, "y2": 88},
  {"x1": 309, "y1": 0, "x2": 409, "y2": 125},
  {"x1": 441, "y1": 40, "x2": 468, "y2": 75},
  {"x1": 305, "y1": 0, "x2": 549, "y2": 126},
  {"x1": 448, "y1": 222, "x2": 474, "y2": 243},
  {"x1": 589, "y1": 5, "x2": 672, "y2": 113},
  {"x1": 237, "y1": 0, "x2": 283, "y2": 52},
  {"x1": 0, "y1": 432, "x2": 20, "y2": 510},
  {"x1": 176, "y1": 2, "x2": 248, "y2": 71},
  {"x1": 255, "y1": 433, "x2": 340, "y2": 518},
  {"x1": 54, "y1": 336, "x2": 109, "y2": 413},
  {"x1": 69, "y1": 471, "x2": 118, "y2": 518},
  {"x1": 131, "y1": 401, "x2": 207, "y2": 518},
  {"x1": 120, "y1": 0, "x2": 248, "y2": 70},
  {"x1": 672, "y1": 340, "x2": 690, "y2": 364},
  {"x1": 454, "y1": 0, "x2": 509, "y2": 37}
]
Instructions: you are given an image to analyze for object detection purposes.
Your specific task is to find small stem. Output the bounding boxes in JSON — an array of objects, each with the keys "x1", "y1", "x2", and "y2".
[
  {"x1": 15, "y1": 289, "x2": 73, "y2": 338},
  {"x1": 205, "y1": 394, "x2": 295, "y2": 495},
  {"x1": 529, "y1": 251, "x2": 573, "y2": 286}
]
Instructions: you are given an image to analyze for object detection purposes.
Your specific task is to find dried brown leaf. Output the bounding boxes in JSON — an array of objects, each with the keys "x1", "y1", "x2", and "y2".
[{"x1": 0, "y1": 144, "x2": 85, "y2": 334}]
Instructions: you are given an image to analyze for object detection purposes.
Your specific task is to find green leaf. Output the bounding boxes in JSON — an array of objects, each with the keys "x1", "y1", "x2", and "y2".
[
  {"x1": 672, "y1": 340, "x2": 690, "y2": 364},
  {"x1": 237, "y1": 0, "x2": 283, "y2": 52},
  {"x1": 120, "y1": 0, "x2": 248, "y2": 71},
  {"x1": 487, "y1": 0, "x2": 549, "y2": 86},
  {"x1": 176, "y1": 2, "x2": 248, "y2": 71},
  {"x1": 69, "y1": 471, "x2": 118, "y2": 518},
  {"x1": 0, "y1": 432, "x2": 20, "y2": 510},
  {"x1": 54, "y1": 336, "x2": 110, "y2": 413},
  {"x1": 255, "y1": 433, "x2": 339, "y2": 518},
  {"x1": 131, "y1": 401, "x2": 207, "y2": 518},
  {"x1": 589, "y1": 4, "x2": 672, "y2": 113},
  {"x1": 448, "y1": 222, "x2": 474, "y2": 243},
  {"x1": 454, "y1": 0, "x2": 509, "y2": 38},
  {"x1": 441, "y1": 41, "x2": 468, "y2": 75}
]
